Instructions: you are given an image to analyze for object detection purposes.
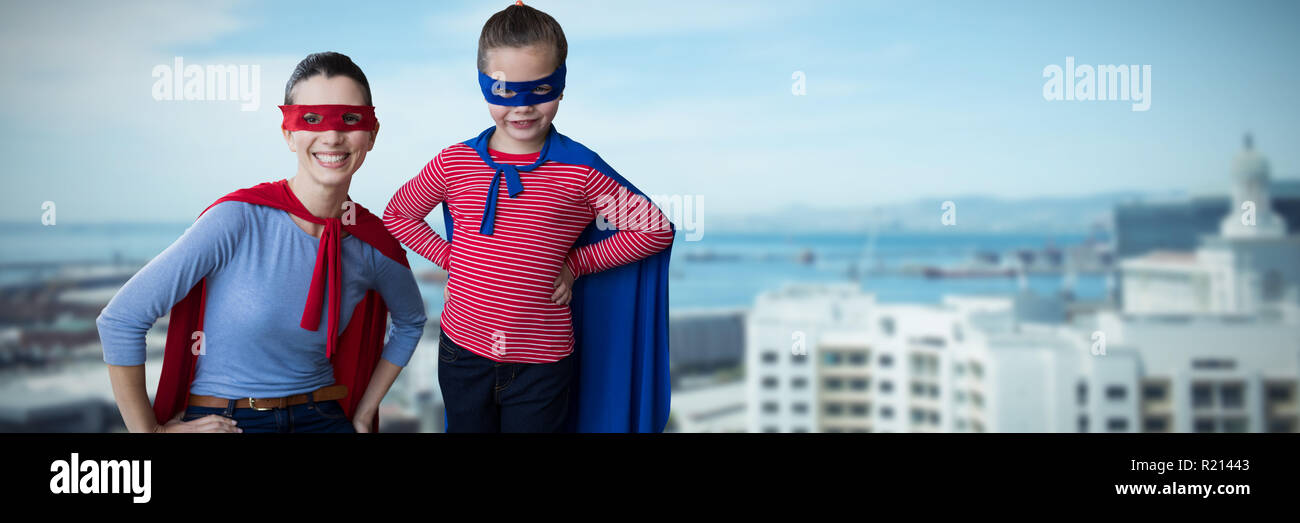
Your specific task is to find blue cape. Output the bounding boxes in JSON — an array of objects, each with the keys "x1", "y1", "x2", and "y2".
[{"x1": 442, "y1": 125, "x2": 674, "y2": 432}]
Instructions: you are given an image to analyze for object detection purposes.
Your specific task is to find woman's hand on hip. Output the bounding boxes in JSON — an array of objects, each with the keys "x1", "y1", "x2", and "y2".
[{"x1": 157, "y1": 412, "x2": 242, "y2": 433}]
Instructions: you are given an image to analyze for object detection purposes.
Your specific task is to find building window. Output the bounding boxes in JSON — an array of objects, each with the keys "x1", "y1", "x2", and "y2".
[
  {"x1": 1267, "y1": 419, "x2": 1296, "y2": 433},
  {"x1": 880, "y1": 406, "x2": 894, "y2": 419},
  {"x1": 848, "y1": 353, "x2": 867, "y2": 366},
  {"x1": 910, "y1": 382, "x2": 925, "y2": 396},
  {"x1": 929, "y1": 385, "x2": 940, "y2": 397},
  {"x1": 1193, "y1": 418, "x2": 1215, "y2": 433},
  {"x1": 762, "y1": 426, "x2": 779, "y2": 433},
  {"x1": 1266, "y1": 383, "x2": 1293, "y2": 402},
  {"x1": 1192, "y1": 383, "x2": 1213, "y2": 408},
  {"x1": 850, "y1": 378, "x2": 868, "y2": 391},
  {"x1": 879, "y1": 317, "x2": 896, "y2": 337},
  {"x1": 850, "y1": 403, "x2": 868, "y2": 416},
  {"x1": 792, "y1": 353, "x2": 808, "y2": 365},
  {"x1": 910, "y1": 409, "x2": 925, "y2": 423},
  {"x1": 762, "y1": 351, "x2": 778, "y2": 364},
  {"x1": 880, "y1": 380, "x2": 893, "y2": 394},
  {"x1": 791, "y1": 427, "x2": 809, "y2": 433},
  {"x1": 1262, "y1": 270, "x2": 1283, "y2": 301},
  {"x1": 1106, "y1": 418, "x2": 1128, "y2": 432},
  {"x1": 1077, "y1": 381, "x2": 1087, "y2": 405},
  {"x1": 762, "y1": 376, "x2": 778, "y2": 389},
  {"x1": 1105, "y1": 385, "x2": 1127, "y2": 401},
  {"x1": 824, "y1": 377, "x2": 844, "y2": 390},
  {"x1": 1221, "y1": 383, "x2": 1244, "y2": 409},
  {"x1": 825, "y1": 403, "x2": 845, "y2": 416},
  {"x1": 1223, "y1": 417, "x2": 1248, "y2": 433},
  {"x1": 1142, "y1": 383, "x2": 1167, "y2": 401},
  {"x1": 762, "y1": 402, "x2": 778, "y2": 414},
  {"x1": 880, "y1": 354, "x2": 893, "y2": 367},
  {"x1": 791, "y1": 377, "x2": 808, "y2": 389},
  {"x1": 1143, "y1": 417, "x2": 1168, "y2": 432},
  {"x1": 823, "y1": 352, "x2": 842, "y2": 366},
  {"x1": 792, "y1": 402, "x2": 808, "y2": 414},
  {"x1": 1077, "y1": 415, "x2": 1088, "y2": 433},
  {"x1": 1192, "y1": 359, "x2": 1235, "y2": 370}
]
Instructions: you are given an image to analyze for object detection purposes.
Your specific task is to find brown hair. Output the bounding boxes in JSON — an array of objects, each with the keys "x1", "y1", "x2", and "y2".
[
  {"x1": 477, "y1": 2, "x2": 568, "y2": 73},
  {"x1": 284, "y1": 52, "x2": 372, "y2": 105}
]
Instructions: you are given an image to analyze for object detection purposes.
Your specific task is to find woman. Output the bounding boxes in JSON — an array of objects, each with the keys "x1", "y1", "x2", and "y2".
[{"x1": 96, "y1": 52, "x2": 426, "y2": 433}]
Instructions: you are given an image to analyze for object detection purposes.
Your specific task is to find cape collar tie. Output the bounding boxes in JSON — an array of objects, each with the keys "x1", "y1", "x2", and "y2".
[
  {"x1": 472, "y1": 126, "x2": 554, "y2": 235},
  {"x1": 279, "y1": 182, "x2": 348, "y2": 359}
]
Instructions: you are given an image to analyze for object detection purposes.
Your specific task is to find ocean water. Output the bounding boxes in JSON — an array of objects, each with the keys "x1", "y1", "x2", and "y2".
[
  {"x1": 0, "y1": 223, "x2": 1109, "y2": 310},
  {"x1": 666, "y1": 231, "x2": 1109, "y2": 308}
]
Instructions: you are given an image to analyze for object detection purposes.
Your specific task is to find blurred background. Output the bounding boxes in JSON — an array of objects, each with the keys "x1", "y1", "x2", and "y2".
[{"x1": 1, "y1": 0, "x2": 1298, "y2": 432}]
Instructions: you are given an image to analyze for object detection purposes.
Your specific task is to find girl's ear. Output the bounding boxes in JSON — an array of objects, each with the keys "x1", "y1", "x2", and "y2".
[{"x1": 282, "y1": 128, "x2": 296, "y2": 152}]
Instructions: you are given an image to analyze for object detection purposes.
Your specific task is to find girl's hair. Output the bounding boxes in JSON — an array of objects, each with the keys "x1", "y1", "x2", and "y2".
[
  {"x1": 477, "y1": 3, "x2": 568, "y2": 73},
  {"x1": 283, "y1": 52, "x2": 373, "y2": 105}
]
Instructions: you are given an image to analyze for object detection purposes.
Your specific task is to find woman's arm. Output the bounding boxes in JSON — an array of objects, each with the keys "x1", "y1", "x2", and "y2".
[
  {"x1": 95, "y1": 201, "x2": 247, "y2": 432},
  {"x1": 108, "y1": 364, "x2": 240, "y2": 433},
  {"x1": 352, "y1": 249, "x2": 429, "y2": 432}
]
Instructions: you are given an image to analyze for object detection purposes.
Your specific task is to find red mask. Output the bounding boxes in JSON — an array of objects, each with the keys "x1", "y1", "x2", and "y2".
[{"x1": 279, "y1": 104, "x2": 378, "y2": 132}]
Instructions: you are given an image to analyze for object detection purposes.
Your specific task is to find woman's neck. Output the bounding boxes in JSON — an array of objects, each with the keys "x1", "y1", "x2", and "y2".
[{"x1": 288, "y1": 174, "x2": 349, "y2": 219}]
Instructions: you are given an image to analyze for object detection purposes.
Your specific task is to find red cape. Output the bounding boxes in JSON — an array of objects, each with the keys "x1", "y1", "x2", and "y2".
[{"x1": 152, "y1": 179, "x2": 410, "y2": 430}]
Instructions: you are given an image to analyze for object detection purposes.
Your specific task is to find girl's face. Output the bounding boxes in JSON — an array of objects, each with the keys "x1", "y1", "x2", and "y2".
[
  {"x1": 281, "y1": 75, "x2": 378, "y2": 188},
  {"x1": 483, "y1": 44, "x2": 562, "y2": 152}
]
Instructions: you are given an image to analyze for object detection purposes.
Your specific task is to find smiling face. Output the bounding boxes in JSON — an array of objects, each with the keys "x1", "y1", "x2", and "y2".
[
  {"x1": 483, "y1": 44, "x2": 562, "y2": 153},
  {"x1": 281, "y1": 74, "x2": 378, "y2": 188}
]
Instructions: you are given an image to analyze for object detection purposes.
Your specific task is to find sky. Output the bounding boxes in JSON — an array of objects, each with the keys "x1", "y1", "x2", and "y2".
[{"x1": 2, "y1": 0, "x2": 1299, "y2": 223}]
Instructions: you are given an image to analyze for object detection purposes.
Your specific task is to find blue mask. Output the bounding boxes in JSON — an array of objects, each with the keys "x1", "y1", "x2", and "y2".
[{"x1": 477, "y1": 63, "x2": 566, "y2": 106}]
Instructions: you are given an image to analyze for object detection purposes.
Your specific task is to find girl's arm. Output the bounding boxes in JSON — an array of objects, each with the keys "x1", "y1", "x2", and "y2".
[
  {"x1": 563, "y1": 167, "x2": 675, "y2": 278},
  {"x1": 384, "y1": 154, "x2": 453, "y2": 270}
]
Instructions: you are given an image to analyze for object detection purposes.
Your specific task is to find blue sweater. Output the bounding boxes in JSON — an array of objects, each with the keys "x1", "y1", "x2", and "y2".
[{"x1": 96, "y1": 201, "x2": 427, "y2": 399}]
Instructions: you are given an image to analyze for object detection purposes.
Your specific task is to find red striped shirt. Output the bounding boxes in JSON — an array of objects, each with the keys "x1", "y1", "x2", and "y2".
[{"x1": 384, "y1": 143, "x2": 674, "y2": 363}]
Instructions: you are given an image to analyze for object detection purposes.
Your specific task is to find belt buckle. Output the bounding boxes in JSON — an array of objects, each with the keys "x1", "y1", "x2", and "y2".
[{"x1": 248, "y1": 397, "x2": 273, "y2": 411}]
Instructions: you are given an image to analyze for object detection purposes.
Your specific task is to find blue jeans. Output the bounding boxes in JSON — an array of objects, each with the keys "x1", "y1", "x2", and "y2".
[
  {"x1": 437, "y1": 329, "x2": 574, "y2": 432},
  {"x1": 181, "y1": 391, "x2": 356, "y2": 433}
]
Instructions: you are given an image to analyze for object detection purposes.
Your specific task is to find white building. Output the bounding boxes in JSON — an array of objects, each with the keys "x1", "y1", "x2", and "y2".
[
  {"x1": 744, "y1": 137, "x2": 1299, "y2": 433},
  {"x1": 1122, "y1": 136, "x2": 1300, "y2": 316},
  {"x1": 745, "y1": 282, "x2": 1297, "y2": 433},
  {"x1": 745, "y1": 284, "x2": 1123, "y2": 433}
]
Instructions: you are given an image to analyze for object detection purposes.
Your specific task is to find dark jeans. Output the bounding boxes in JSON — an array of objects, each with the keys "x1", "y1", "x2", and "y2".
[
  {"x1": 181, "y1": 391, "x2": 356, "y2": 433},
  {"x1": 437, "y1": 329, "x2": 574, "y2": 433}
]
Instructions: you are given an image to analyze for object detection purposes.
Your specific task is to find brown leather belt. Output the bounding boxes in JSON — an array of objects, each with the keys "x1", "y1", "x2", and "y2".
[{"x1": 187, "y1": 384, "x2": 348, "y2": 410}]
